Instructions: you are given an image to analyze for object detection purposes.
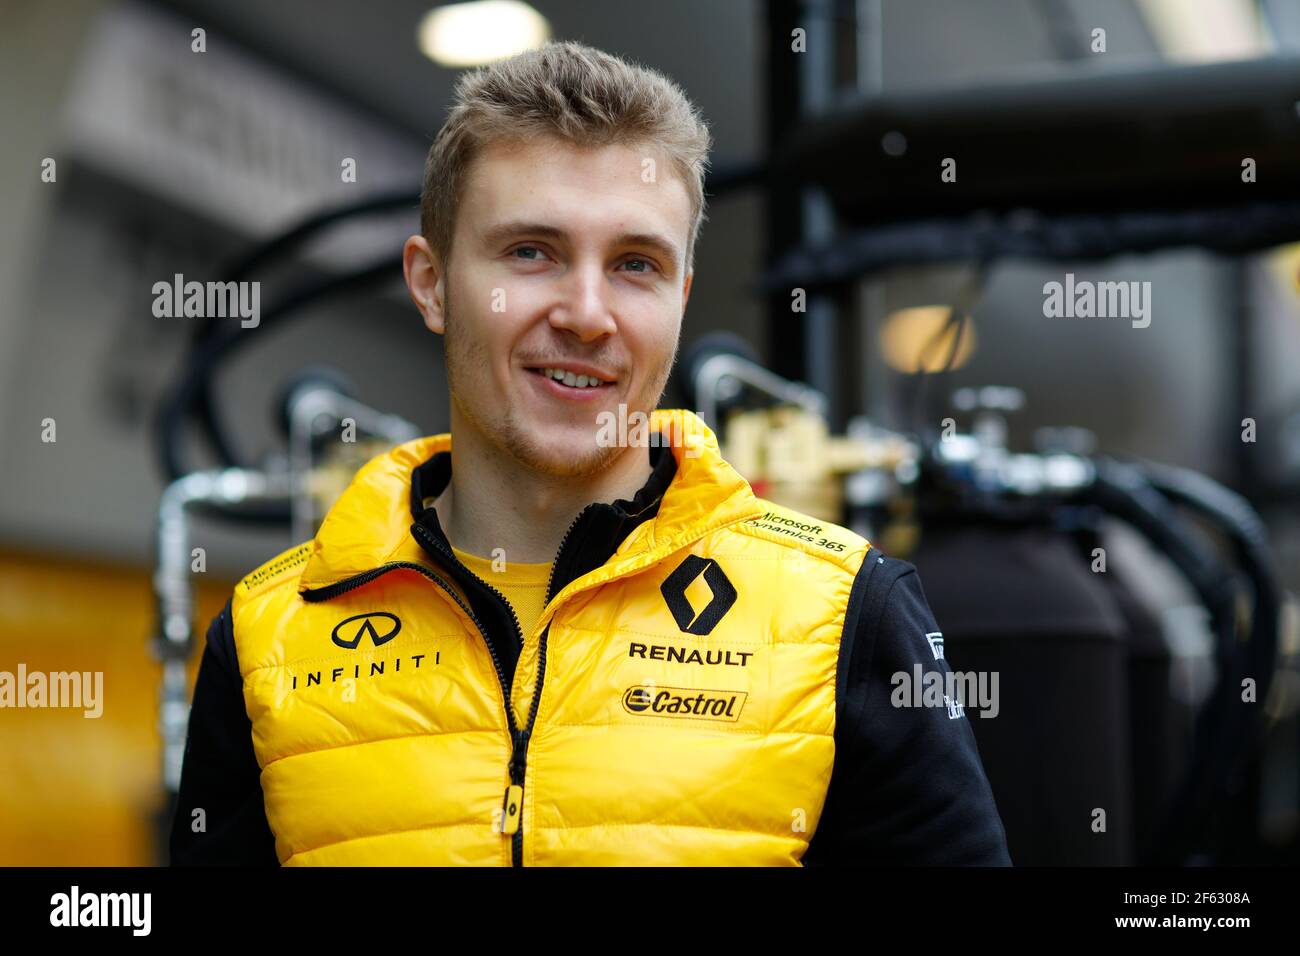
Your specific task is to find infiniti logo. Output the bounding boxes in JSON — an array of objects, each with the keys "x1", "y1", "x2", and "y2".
[{"x1": 331, "y1": 612, "x2": 402, "y2": 649}]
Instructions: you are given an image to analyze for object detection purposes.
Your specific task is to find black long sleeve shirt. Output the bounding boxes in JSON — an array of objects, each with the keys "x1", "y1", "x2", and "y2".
[{"x1": 169, "y1": 552, "x2": 1012, "y2": 866}]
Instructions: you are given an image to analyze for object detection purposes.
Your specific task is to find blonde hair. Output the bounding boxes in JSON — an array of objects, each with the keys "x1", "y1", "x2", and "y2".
[{"x1": 420, "y1": 40, "x2": 711, "y2": 272}]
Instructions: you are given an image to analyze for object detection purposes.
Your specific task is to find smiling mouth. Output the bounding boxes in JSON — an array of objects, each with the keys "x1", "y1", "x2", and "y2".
[{"x1": 527, "y1": 366, "x2": 617, "y2": 390}]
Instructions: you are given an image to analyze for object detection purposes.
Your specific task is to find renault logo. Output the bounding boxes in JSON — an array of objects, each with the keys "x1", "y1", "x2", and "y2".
[
  {"x1": 331, "y1": 612, "x2": 402, "y2": 649},
  {"x1": 659, "y1": 555, "x2": 736, "y2": 636}
]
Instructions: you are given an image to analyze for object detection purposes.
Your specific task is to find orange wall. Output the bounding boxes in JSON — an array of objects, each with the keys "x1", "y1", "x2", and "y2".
[{"x1": 0, "y1": 550, "x2": 231, "y2": 865}]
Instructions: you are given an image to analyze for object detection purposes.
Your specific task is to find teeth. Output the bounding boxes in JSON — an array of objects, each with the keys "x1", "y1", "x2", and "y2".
[{"x1": 539, "y1": 367, "x2": 607, "y2": 388}]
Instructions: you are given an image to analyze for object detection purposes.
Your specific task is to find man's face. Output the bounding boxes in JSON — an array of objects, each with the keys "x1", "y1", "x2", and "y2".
[{"x1": 407, "y1": 137, "x2": 694, "y2": 479}]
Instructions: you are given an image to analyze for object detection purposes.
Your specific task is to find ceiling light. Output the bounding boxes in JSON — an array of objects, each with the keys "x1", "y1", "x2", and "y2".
[
  {"x1": 418, "y1": 1, "x2": 551, "y2": 68},
  {"x1": 1136, "y1": 0, "x2": 1269, "y2": 63}
]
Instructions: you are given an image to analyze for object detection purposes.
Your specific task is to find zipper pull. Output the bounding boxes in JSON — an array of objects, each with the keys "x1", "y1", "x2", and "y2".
[
  {"x1": 499, "y1": 784, "x2": 523, "y2": 835},
  {"x1": 499, "y1": 727, "x2": 530, "y2": 834}
]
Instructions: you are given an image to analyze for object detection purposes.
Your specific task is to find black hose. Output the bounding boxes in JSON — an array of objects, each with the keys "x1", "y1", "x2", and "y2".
[
  {"x1": 1140, "y1": 460, "x2": 1282, "y2": 858},
  {"x1": 188, "y1": 192, "x2": 420, "y2": 469},
  {"x1": 155, "y1": 257, "x2": 403, "y2": 524},
  {"x1": 1076, "y1": 459, "x2": 1258, "y2": 863}
]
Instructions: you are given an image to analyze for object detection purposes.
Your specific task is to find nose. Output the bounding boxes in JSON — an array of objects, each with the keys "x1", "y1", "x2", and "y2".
[{"x1": 547, "y1": 261, "x2": 618, "y2": 342}]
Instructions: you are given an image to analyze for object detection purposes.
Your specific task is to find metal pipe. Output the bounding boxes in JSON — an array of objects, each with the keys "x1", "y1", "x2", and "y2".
[
  {"x1": 153, "y1": 468, "x2": 292, "y2": 794},
  {"x1": 286, "y1": 387, "x2": 421, "y2": 542},
  {"x1": 693, "y1": 352, "x2": 827, "y2": 432}
]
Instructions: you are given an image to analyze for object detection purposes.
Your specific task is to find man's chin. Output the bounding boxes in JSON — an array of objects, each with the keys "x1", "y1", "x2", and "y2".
[{"x1": 523, "y1": 436, "x2": 626, "y2": 480}]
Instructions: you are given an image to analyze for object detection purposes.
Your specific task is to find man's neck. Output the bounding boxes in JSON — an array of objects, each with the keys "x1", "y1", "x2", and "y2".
[{"x1": 434, "y1": 420, "x2": 654, "y2": 565}]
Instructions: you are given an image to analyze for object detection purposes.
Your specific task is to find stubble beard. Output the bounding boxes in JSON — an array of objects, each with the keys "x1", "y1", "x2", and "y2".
[{"x1": 443, "y1": 290, "x2": 679, "y2": 481}]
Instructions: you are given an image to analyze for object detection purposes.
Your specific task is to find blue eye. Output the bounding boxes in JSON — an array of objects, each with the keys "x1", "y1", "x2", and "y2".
[
  {"x1": 622, "y1": 257, "x2": 657, "y2": 274},
  {"x1": 513, "y1": 246, "x2": 546, "y2": 260}
]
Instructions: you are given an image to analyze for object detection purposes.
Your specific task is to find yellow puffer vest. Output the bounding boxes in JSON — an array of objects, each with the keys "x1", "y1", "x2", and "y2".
[{"x1": 230, "y1": 408, "x2": 870, "y2": 865}]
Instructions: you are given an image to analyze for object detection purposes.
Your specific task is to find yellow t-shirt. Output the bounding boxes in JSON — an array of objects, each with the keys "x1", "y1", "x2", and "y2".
[{"x1": 450, "y1": 545, "x2": 553, "y2": 641}]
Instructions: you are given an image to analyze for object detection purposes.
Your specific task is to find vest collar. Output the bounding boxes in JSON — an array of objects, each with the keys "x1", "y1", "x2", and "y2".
[
  {"x1": 298, "y1": 408, "x2": 762, "y2": 594},
  {"x1": 406, "y1": 424, "x2": 679, "y2": 605}
]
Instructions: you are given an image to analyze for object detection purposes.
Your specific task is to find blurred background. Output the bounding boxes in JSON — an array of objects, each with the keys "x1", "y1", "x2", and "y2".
[{"x1": 2, "y1": 0, "x2": 1300, "y2": 866}]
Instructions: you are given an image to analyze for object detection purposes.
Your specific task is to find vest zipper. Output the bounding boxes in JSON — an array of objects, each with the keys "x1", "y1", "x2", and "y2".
[
  {"x1": 412, "y1": 523, "x2": 526, "y2": 650},
  {"x1": 303, "y1": 504, "x2": 607, "y2": 866},
  {"x1": 506, "y1": 622, "x2": 549, "y2": 865},
  {"x1": 498, "y1": 508, "x2": 585, "y2": 864},
  {"x1": 543, "y1": 508, "x2": 586, "y2": 609},
  {"x1": 411, "y1": 522, "x2": 543, "y2": 865}
]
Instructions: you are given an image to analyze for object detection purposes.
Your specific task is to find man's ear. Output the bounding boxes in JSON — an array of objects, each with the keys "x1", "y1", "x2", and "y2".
[
  {"x1": 403, "y1": 234, "x2": 447, "y2": 335},
  {"x1": 681, "y1": 269, "x2": 693, "y2": 314}
]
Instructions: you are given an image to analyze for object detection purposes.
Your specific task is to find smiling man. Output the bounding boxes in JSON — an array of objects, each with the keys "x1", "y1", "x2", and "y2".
[
  {"x1": 407, "y1": 129, "x2": 690, "y2": 564},
  {"x1": 170, "y1": 41, "x2": 1011, "y2": 866}
]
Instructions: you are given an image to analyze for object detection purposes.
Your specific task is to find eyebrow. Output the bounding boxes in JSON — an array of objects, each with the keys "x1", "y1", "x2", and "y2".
[{"x1": 480, "y1": 219, "x2": 681, "y2": 270}]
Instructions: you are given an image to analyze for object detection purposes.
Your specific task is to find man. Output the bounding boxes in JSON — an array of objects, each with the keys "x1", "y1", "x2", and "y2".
[{"x1": 170, "y1": 41, "x2": 1010, "y2": 866}]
